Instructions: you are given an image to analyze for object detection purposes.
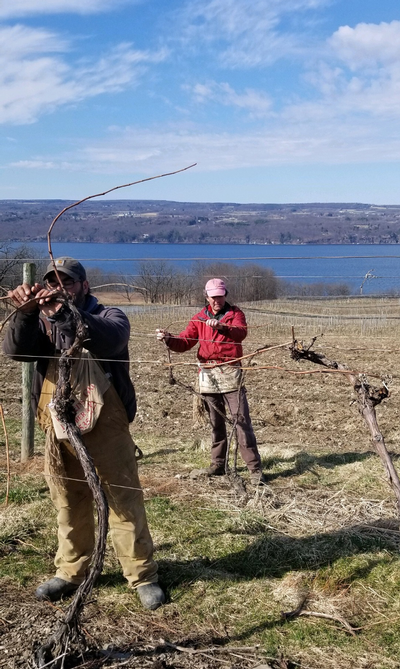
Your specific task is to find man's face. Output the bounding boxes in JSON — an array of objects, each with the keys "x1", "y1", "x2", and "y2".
[
  {"x1": 46, "y1": 271, "x2": 89, "y2": 308},
  {"x1": 207, "y1": 293, "x2": 226, "y2": 314}
]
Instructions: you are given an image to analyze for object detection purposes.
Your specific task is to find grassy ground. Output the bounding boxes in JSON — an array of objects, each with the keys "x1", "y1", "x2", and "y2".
[{"x1": 1, "y1": 296, "x2": 400, "y2": 668}]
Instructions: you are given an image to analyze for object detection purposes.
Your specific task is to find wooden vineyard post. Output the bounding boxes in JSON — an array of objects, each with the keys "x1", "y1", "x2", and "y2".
[{"x1": 21, "y1": 262, "x2": 36, "y2": 462}]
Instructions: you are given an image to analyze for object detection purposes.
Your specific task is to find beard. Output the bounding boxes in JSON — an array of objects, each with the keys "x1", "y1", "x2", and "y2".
[{"x1": 71, "y1": 284, "x2": 87, "y2": 309}]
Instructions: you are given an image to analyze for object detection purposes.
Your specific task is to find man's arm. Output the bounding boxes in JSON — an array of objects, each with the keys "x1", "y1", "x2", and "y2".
[
  {"x1": 50, "y1": 306, "x2": 131, "y2": 358},
  {"x1": 3, "y1": 283, "x2": 54, "y2": 361},
  {"x1": 2, "y1": 311, "x2": 54, "y2": 361}
]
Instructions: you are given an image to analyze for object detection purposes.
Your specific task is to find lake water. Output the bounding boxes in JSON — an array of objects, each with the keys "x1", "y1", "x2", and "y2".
[{"x1": 23, "y1": 242, "x2": 400, "y2": 294}]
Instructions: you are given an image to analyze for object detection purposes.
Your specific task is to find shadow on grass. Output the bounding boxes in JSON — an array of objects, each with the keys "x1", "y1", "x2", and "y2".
[
  {"x1": 156, "y1": 518, "x2": 400, "y2": 589},
  {"x1": 263, "y1": 450, "x2": 375, "y2": 481},
  {"x1": 97, "y1": 571, "x2": 127, "y2": 588},
  {"x1": 141, "y1": 447, "x2": 185, "y2": 461},
  {"x1": 96, "y1": 520, "x2": 398, "y2": 651},
  {"x1": 96, "y1": 520, "x2": 399, "y2": 651}
]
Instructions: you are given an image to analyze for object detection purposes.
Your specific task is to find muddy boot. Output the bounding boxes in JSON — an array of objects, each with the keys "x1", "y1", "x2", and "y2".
[
  {"x1": 136, "y1": 583, "x2": 166, "y2": 610},
  {"x1": 249, "y1": 471, "x2": 268, "y2": 486},
  {"x1": 35, "y1": 578, "x2": 79, "y2": 602},
  {"x1": 190, "y1": 464, "x2": 226, "y2": 479},
  {"x1": 203, "y1": 464, "x2": 226, "y2": 476}
]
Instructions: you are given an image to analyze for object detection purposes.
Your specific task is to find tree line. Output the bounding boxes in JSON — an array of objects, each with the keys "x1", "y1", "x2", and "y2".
[
  {"x1": 86, "y1": 260, "x2": 352, "y2": 304},
  {"x1": 0, "y1": 245, "x2": 352, "y2": 307}
]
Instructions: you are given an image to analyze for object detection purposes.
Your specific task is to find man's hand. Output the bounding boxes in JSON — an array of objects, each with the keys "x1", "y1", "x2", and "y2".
[
  {"x1": 7, "y1": 283, "x2": 43, "y2": 313},
  {"x1": 206, "y1": 318, "x2": 223, "y2": 330},
  {"x1": 156, "y1": 328, "x2": 171, "y2": 343},
  {"x1": 35, "y1": 287, "x2": 64, "y2": 318}
]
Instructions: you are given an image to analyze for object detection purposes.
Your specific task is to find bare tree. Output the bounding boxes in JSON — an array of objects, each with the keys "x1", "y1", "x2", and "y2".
[
  {"x1": 192, "y1": 261, "x2": 279, "y2": 303},
  {"x1": 235, "y1": 264, "x2": 278, "y2": 301},
  {"x1": 137, "y1": 261, "x2": 175, "y2": 304},
  {"x1": 0, "y1": 243, "x2": 45, "y2": 289},
  {"x1": 135, "y1": 260, "x2": 279, "y2": 306},
  {"x1": 280, "y1": 280, "x2": 352, "y2": 298}
]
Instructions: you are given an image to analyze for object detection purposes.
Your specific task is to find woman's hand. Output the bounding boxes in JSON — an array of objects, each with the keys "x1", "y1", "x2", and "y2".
[{"x1": 156, "y1": 328, "x2": 171, "y2": 343}]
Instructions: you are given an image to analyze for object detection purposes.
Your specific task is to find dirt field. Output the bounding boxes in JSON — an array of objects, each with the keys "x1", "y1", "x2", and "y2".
[{"x1": 1, "y1": 297, "x2": 400, "y2": 668}]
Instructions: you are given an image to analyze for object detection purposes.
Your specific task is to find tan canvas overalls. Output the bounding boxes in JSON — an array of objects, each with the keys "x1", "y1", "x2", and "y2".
[{"x1": 37, "y1": 358, "x2": 157, "y2": 587}]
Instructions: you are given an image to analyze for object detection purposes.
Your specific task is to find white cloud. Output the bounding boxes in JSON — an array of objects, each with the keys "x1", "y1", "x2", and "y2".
[
  {"x1": 179, "y1": 0, "x2": 328, "y2": 66},
  {"x1": 297, "y1": 20, "x2": 400, "y2": 120},
  {"x1": 189, "y1": 81, "x2": 272, "y2": 116},
  {"x1": 0, "y1": 0, "x2": 136, "y2": 18},
  {"x1": 303, "y1": 61, "x2": 400, "y2": 118},
  {"x1": 329, "y1": 20, "x2": 400, "y2": 69},
  {"x1": 6, "y1": 10, "x2": 400, "y2": 181},
  {"x1": 0, "y1": 25, "x2": 167, "y2": 124}
]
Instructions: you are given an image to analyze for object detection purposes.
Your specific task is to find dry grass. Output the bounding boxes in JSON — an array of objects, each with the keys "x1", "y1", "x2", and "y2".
[{"x1": 1, "y1": 296, "x2": 400, "y2": 668}]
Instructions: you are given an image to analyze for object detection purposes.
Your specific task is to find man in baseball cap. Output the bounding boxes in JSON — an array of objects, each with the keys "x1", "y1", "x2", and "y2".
[
  {"x1": 156, "y1": 278, "x2": 266, "y2": 486},
  {"x1": 43, "y1": 257, "x2": 87, "y2": 283},
  {"x1": 40, "y1": 257, "x2": 89, "y2": 312},
  {"x1": 4, "y1": 257, "x2": 165, "y2": 610}
]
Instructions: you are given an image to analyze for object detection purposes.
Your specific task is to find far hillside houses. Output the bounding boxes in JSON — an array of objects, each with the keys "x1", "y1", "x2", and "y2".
[{"x1": 0, "y1": 200, "x2": 400, "y2": 245}]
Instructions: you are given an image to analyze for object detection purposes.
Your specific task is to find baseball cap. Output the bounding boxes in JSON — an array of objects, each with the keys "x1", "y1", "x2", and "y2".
[
  {"x1": 43, "y1": 257, "x2": 86, "y2": 282},
  {"x1": 205, "y1": 278, "x2": 227, "y2": 297}
]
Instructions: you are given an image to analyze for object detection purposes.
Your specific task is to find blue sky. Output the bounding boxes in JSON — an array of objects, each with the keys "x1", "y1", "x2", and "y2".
[{"x1": 1, "y1": 0, "x2": 400, "y2": 203}]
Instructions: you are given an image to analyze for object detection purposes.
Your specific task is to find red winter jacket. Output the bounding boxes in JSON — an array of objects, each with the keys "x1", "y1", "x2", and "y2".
[{"x1": 167, "y1": 303, "x2": 247, "y2": 363}]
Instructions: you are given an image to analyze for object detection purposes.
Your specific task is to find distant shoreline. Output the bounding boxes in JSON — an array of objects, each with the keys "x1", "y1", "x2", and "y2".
[
  {"x1": 10, "y1": 241, "x2": 400, "y2": 294},
  {"x1": 11, "y1": 240, "x2": 400, "y2": 246},
  {"x1": 3, "y1": 200, "x2": 400, "y2": 245}
]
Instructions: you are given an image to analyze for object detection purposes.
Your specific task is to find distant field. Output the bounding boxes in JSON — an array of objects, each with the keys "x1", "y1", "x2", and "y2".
[{"x1": 1, "y1": 297, "x2": 400, "y2": 668}]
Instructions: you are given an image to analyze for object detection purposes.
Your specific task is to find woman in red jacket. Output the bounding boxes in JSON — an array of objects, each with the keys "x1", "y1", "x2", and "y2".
[{"x1": 157, "y1": 278, "x2": 266, "y2": 485}]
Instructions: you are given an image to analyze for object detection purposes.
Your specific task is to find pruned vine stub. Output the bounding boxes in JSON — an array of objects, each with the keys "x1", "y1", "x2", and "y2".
[{"x1": 290, "y1": 336, "x2": 400, "y2": 518}]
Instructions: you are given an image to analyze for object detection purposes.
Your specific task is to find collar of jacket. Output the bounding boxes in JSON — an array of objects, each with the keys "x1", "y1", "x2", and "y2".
[
  {"x1": 47, "y1": 293, "x2": 100, "y2": 324},
  {"x1": 84, "y1": 294, "x2": 100, "y2": 314},
  {"x1": 204, "y1": 302, "x2": 232, "y2": 322}
]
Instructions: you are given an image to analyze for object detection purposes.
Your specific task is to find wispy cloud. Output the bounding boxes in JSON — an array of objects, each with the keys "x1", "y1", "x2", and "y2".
[
  {"x1": 188, "y1": 81, "x2": 272, "y2": 117},
  {"x1": 178, "y1": 0, "x2": 329, "y2": 66},
  {"x1": 1, "y1": 24, "x2": 69, "y2": 55},
  {"x1": 14, "y1": 110, "x2": 400, "y2": 177},
  {"x1": 0, "y1": 25, "x2": 167, "y2": 124},
  {"x1": 0, "y1": 0, "x2": 137, "y2": 18},
  {"x1": 11, "y1": 13, "x2": 400, "y2": 174},
  {"x1": 5, "y1": 6, "x2": 400, "y2": 200},
  {"x1": 10, "y1": 160, "x2": 74, "y2": 169}
]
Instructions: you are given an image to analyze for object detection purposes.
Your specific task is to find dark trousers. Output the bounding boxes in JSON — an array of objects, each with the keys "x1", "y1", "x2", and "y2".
[{"x1": 203, "y1": 388, "x2": 261, "y2": 473}]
